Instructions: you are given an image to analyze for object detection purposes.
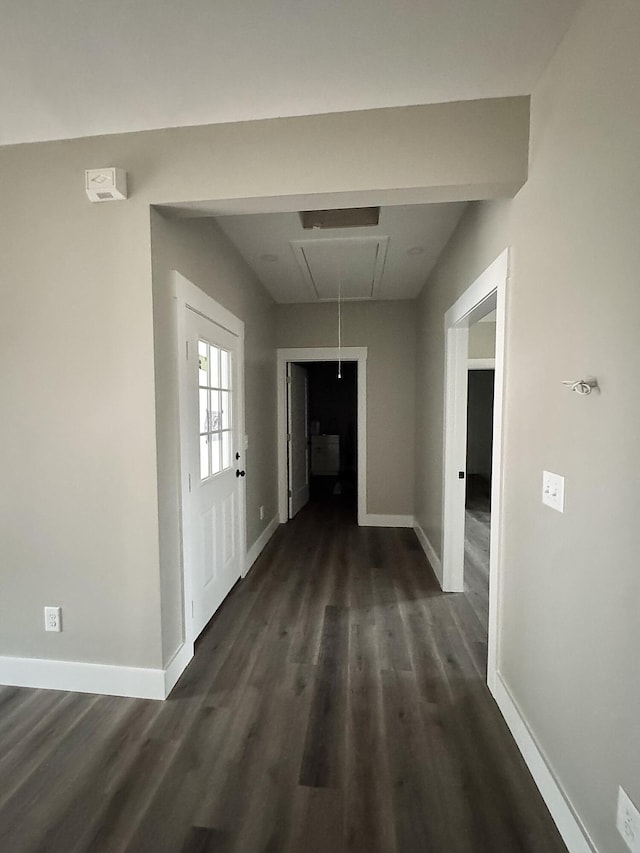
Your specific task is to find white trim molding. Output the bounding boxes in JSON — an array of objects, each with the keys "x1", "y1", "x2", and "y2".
[
  {"x1": 163, "y1": 642, "x2": 194, "y2": 697},
  {"x1": 467, "y1": 358, "x2": 496, "y2": 370},
  {"x1": 492, "y1": 674, "x2": 597, "y2": 853},
  {"x1": 442, "y1": 321, "x2": 470, "y2": 591},
  {"x1": 245, "y1": 515, "x2": 280, "y2": 576},
  {"x1": 413, "y1": 520, "x2": 443, "y2": 586},
  {"x1": 277, "y1": 347, "x2": 368, "y2": 526},
  {"x1": 0, "y1": 655, "x2": 169, "y2": 700},
  {"x1": 174, "y1": 270, "x2": 246, "y2": 338},
  {"x1": 0, "y1": 641, "x2": 196, "y2": 701},
  {"x1": 442, "y1": 248, "x2": 509, "y2": 693},
  {"x1": 361, "y1": 513, "x2": 414, "y2": 528}
]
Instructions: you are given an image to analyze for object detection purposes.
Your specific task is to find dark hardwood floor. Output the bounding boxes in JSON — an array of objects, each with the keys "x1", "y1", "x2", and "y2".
[
  {"x1": 0, "y1": 501, "x2": 566, "y2": 852},
  {"x1": 464, "y1": 485, "x2": 492, "y2": 635}
]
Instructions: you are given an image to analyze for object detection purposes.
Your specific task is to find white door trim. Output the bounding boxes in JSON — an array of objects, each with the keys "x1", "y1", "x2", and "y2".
[
  {"x1": 276, "y1": 347, "x2": 367, "y2": 526},
  {"x1": 174, "y1": 272, "x2": 247, "y2": 649},
  {"x1": 442, "y1": 249, "x2": 509, "y2": 693},
  {"x1": 467, "y1": 358, "x2": 496, "y2": 370},
  {"x1": 287, "y1": 363, "x2": 310, "y2": 518}
]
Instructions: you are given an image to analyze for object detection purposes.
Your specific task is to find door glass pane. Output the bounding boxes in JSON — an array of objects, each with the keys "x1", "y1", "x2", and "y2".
[
  {"x1": 211, "y1": 433, "x2": 222, "y2": 475},
  {"x1": 210, "y1": 391, "x2": 221, "y2": 431},
  {"x1": 198, "y1": 341, "x2": 208, "y2": 386},
  {"x1": 200, "y1": 435, "x2": 209, "y2": 480},
  {"x1": 221, "y1": 431, "x2": 231, "y2": 470},
  {"x1": 199, "y1": 389, "x2": 209, "y2": 433},
  {"x1": 220, "y1": 391, "x2": 231, "y2": 430},
  {"x1": 220, "y1": 349, "x2": 230, "y2": 389},
  {"x1": 209, "y1": 345, "x2": 220, "y2": 389}
]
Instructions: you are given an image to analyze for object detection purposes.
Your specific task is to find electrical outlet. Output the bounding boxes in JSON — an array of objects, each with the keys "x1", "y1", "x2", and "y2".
[
  {"x1": 259, "y1": 505, "x2": 265, "y2": 521},
  {"x1": 542, "y1": 470, "x2": 565, "y2": 512},
  {"x1": 44, "y1": 606, "x2": 62, "y2": 632},
  {"x1": 617, "y1": 787, "x2": 640, "y2": 852}
]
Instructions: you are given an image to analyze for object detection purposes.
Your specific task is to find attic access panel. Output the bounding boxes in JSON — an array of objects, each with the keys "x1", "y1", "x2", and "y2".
[
  {"x1": 290, "y1": 236, "x2": 389, "y2": 301},
  {"x1": 300, "y1": 207, "x2": 380, "y2": 229}
]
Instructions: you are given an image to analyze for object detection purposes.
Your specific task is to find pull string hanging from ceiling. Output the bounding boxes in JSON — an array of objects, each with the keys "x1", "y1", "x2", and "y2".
[{"x1": 337, "y1": 261, "x2": 342, "y2": 379}]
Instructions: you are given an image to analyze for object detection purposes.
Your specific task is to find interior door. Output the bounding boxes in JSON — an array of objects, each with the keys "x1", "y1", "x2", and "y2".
[
  {"x1": 185, "y1": 307, "x2": 243, "y2": 637},
  {"x1": 287, "y1": 362, "x2": 309, "y2": 518}
]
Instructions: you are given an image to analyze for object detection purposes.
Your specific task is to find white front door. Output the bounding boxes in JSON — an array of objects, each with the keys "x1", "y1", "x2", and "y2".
[
  {"x1": 184, "y1": 306, "x2": 244, "y2": 638},
  {"x1": 287, "y1": 363, "x2": 309, "y2": 518}
]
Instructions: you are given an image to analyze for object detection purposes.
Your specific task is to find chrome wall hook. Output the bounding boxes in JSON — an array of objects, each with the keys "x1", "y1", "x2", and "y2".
[{"x1": 562, "y1": 377, "x2": 599, "y2": 396}]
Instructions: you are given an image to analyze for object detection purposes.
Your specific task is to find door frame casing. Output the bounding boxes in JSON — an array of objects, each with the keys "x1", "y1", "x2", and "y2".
[
  {"x1": 467, "y1": 358, "x2": 496, "y2": 370},
  {"x1": 441, "y1": 248, "x2": 509, "y2": 692},
  {"x1": 277, "y1": 347, "x2": 367, "y2": 526},
  {"x1": 174, "y1": 272, "x2": 247, "y2": 650},
  {"x1": 287, "y1": 362, "x2": 310, "y2": 518}
]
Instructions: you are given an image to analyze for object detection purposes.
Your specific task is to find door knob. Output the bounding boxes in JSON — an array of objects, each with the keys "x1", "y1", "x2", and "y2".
[{"x1": 236, "y1": 469, "x2": 246, "y2": 478}]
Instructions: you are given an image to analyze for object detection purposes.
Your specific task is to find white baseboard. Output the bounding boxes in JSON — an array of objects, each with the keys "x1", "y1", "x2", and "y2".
[
  {"x1": 244, "y1": 514, "x2": 280, "y2": 576},
  {"x1": 0, "y1": 654, "x2": 167, "y2": 700},
  {"x1": 0, "y1": 517, "x2": 283, "y2": 703},
  {"x1": 492, "y1": 673, "x2": 596, "y2": 853},
  {"x1": 0, "y1": 641, "x2": 196, "y2": 701},
  {"x1": 413, "y1": 520, "x2": 443, "y2": 586},
  {"x1": 163, "y1": 641, "x2": 193, "y2": 697},
  {"x1": 361, "y1": 513, "x2": 414, "y2": 528}
]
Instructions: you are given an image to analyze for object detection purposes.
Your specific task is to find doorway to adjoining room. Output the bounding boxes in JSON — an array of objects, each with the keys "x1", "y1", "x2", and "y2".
[
  {"x1": 277, "y1": 346, "x2": 367, "y2": 527},
  {"x1": 464, "y1": 314, "x2": 496, "y2": 637},
  {"x1": 286, "y1": 360, "x2": 358, "y2": 519},
  {"x1": 306, "y1": 361, "x2": 357, "y2": 511}
]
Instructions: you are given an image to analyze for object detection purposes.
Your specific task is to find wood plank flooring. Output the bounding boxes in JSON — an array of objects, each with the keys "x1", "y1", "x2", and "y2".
[
  {"x1": 464, "y1": 489, "x2": 491, "y2": 635},
  {"x1": 0, "y1": 501, "x2": 566, "y2": 852}
]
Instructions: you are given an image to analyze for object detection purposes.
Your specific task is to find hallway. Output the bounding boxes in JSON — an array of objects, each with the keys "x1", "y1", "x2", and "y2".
[{"x1": 0, "y1": 505, "x2": 565, "y2": 852}]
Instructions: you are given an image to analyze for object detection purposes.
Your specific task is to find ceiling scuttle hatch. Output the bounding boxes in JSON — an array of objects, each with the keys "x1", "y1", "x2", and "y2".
[
  {"x1": 290, "y1": 237, "x2": 389, "y2": 301},
  {"x1": 299, "y1": 207, "x2": 380, "y2": 230}
]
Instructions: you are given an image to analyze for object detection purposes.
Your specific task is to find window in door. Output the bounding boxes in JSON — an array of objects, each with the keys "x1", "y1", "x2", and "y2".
[{"x1": 198, "y1": 340, "x2": 233, "y2": 480}]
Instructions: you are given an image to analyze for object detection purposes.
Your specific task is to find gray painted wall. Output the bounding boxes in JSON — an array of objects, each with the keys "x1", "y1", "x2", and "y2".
[
  {"x1": 468, "y1": 321, "x2": 496, "y2": 359},
  {"x1": 466, "y1": 370, "x2": 494, "y2": 482},
  {"x1": 0, "y1": 8, "x2": 636, "y2": 846},
  {"x1": 150, "y1": 213, "x2": 277, "y2": 664},
  {"x1": 414, "y1": 3, "x2": 640, "y2": 850},
  {"x1": 0, "y1": 98, "x2": 528, "y2": 670},
  {"x1": 276, "y1": 302, "x2": 416, "y2": 517},
  {"x1": 414, "y1": 202, "x2": 510, "y2": 556}
]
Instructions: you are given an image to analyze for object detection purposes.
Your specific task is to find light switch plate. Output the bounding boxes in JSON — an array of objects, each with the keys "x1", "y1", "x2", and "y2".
[{"x1": 542, "y1": 470, "x2": 565, "y2": 512}]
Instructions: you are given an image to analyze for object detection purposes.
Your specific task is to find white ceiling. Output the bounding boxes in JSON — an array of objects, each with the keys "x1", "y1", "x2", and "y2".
[
  {"x1": 216, "y1": 204, "x2": 467, "y2": 302},
  {"x1": 0, "y1": 0, "x2": 581, "y2": 146}
]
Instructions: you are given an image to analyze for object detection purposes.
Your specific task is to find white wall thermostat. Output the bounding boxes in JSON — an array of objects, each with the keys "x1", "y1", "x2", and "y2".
[{"x1": 85, "y1": 168, "x2": 128, "y2": 202}]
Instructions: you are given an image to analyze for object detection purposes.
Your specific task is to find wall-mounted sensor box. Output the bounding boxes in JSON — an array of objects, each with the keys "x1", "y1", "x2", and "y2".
[{"x1": 85, "y1": 168, "x2": 127, "y2": 202}]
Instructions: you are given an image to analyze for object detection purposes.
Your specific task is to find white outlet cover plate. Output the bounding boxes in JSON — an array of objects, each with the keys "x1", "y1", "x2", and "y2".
[
  {"x1": 542, "y1": 470, "x2": 565, "y2": 512},
  {"x1": 44, "y1": 606, "x2": 62, "y2": 632},
  {"x1": 617, "y1": 786, "x2": 640, "y2": 852}
]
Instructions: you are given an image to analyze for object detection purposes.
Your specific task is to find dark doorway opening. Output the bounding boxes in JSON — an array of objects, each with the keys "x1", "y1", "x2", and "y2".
[
  {"x1": 464, "y1": 368, "x2": 494, "y2": 636},
  {"x1": 305, "y1": 361, "x2": 357, "y2": 510}
]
